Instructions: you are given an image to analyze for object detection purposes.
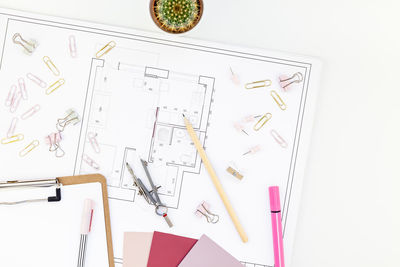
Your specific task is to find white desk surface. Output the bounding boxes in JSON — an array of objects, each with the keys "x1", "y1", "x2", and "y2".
[{"x1": 0, "y1": 0, "x2": 399, "y2": 266}]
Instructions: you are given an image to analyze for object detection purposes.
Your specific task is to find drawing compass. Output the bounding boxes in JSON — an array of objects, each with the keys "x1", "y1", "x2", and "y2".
[{"x1": 126, "y1": 160, "x2": 173, "y2": 228}]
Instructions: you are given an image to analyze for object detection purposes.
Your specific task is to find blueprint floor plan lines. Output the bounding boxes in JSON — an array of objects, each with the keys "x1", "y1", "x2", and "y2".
[{"x1": 75, "y1": 48, "x2": 215, "y2": 207}]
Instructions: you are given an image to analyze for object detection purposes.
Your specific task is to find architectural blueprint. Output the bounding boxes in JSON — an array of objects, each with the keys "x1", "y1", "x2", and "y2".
[{"x1": 0, "y1": 8, "x2": 321, "y2": 267}]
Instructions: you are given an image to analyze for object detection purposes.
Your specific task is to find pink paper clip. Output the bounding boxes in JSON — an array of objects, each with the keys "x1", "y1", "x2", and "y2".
[
  {"x1": 279, "y1": 72, "x2": 303, "y2": 91},
  {"x1": 21, "y1": 104, "x2": 41, "y2": 120},
  {"x1": 82, "y1": 154, "x2": 100, "y2": 170},
  {"x1": 26, "y1": 73, "x2": 47, "y2": 88},
  {"x1": 69, "y1": 35, "x2": 77, "y2": 58},
  {"x1": 243, "y1": 145, "x2": 261, "y2": 156},
  {"x1": 5, "y1": 85, "x2": 17, "y2": 107},
  {"x1": 10, "y1": 91, "x2": 22, "y2": 113},
  {"x1": 18, "y1": 77, "x2": 28, "y2": 100},
  {"x1": 7, "y1": 117, "x2": 18, "y2": 138},
  {"x1": 88, "y1": 132, "x2": 100, "y2": 153},
  {"x1": 270, "y1": 129, "x2": 288, "y2": 148},
  {"x1": 195, "y1": 201, "x2": 219, "y2": 224}
]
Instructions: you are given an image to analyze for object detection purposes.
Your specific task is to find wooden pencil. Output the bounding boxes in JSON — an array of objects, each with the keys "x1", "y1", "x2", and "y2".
[{"x1": 182, "y1": 114, "x2": 248, "y2": 243}]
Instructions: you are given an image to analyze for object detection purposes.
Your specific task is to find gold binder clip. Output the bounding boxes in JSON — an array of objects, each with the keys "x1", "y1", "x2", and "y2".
[
  {"x1": 19, "y1": 140, "x2": 39, "y2": 157},
  {"x1": 245, "y1": 79, "x2": 271, "y2": 89},
  {"x1": 43, "y1": 56, "x2": 60, "y2": 76},
  {"x1": 46, "y1": 79, "x2": 65, "y2": 95},
  {"x1": 253, "y1": 113, "x2": 272, "y2": 131},
  {"x1": 95, "y1": 41, "x2": 116, "y2": 58},
  {"x1": 12, "y1": 33, "x2": 37, "y2": 55},
  {"x1": 56, "y1": 109, "x2": 80, "y2": 132},
  {"x1": 270, "y1": 90, "x2": 287, "y2": 110},
  {"x1": 1, "y1": 134, "x2": 24, "y2": 144}
]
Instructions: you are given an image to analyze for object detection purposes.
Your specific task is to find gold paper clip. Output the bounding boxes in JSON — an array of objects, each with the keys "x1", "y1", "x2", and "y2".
[
  {"x1": 1, "y1": 134, "x2": 24, "y2": 144},
  {"x1": 46, "y1": 78, "x2": 65, "y2": 95},
  {"x1": 253, "y1": 113, "x2": 272, "y2": 131},
  {"x1": 95, "y1": 41, "x2": 116, "y2": 59},
  {"x1": 19, "y1": 140, "x2": 39, "y2": 157},
  {"x1": 245, "y1": 79, "x2": 271, "y2": 89},
  {"x1": 43, "y1": 56, "x2": 60, "y2": 76},
  {"x1": 21, "y1": 104, "x2": 41, "y2": 120},
  {"x1": 12, "y1": 33, "x2": 37, "y2": 55},
  {"x1": 195, "y1": 201, "x2": 219, "y2": 224},
  {"x1": 270, "y1": 90, "x2": 287, "y2": 110},
  {"x1": 26, "y1": 73, "x2": 47, "y2": 88},
  {"x1": 270, "y1": 129, "x2": 288, "y2": 148},
  {"x1": 69, "y1": 35, "x2": 77, "y2": 58}
]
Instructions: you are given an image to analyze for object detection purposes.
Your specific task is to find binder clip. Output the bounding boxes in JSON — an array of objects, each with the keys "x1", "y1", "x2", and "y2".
[
  {"x1": 243, "y1": 145, "x2": 261, "y2": 156},
  {"x1": 253, "y1": 113, "x2": 272, "y2": 131},
  {"x1": 69, "y1": 35, "x2": 77, "y2": 58},
  {"x1": 270, "y1": 129, "x2": 288, "y2": 148},
  {"x1": 7, "y1": 118, "x2": 18, "y2": 138},
  {"x1": 12, "y1": 33, "x2": 38, "y2": 55},
  {"x1": 279, "y1": 72, "x2": 303, "y2": 91},
  {"x1": 0, "y1": 178, "x2": 61, "y2": 205},
  {"x1": 95, "y1": 41, "x2": 116, "y2": 59},
  {"x1": 45, "y1": 132, "x2": 65, "y2": 158},
  {"x1": 82, "y1": 154, "x2": 100, "y2": 170},
  {"x1": 43, "y1": 56, "x2": 60, "y2": 76},
  {"x1": 229, "y1": 67, "x2": 240, "y2": 85},
  {"x1": 88, "y1": 132, "x2": 100, "y2": 153},
  {"x1": 270, "y1": 90, "x2": 287, "y2": 110},
  {"x1": 56, "y1": 109, "x2": 80, "y2": 132},
  {"x1": 195, "y1": 201, "x2": 219, "y2": 224},
  {"x1": 21, "y1": 104, "x2": 41, "y2": 120},
  {"x1": 19, "y1": 140, "x2": 40, "y2": 157}
]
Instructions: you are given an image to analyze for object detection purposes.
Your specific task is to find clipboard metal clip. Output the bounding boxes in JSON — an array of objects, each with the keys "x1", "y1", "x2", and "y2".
[{"x1": 0, "y1": 178, "x2": 62, "y2": 205}]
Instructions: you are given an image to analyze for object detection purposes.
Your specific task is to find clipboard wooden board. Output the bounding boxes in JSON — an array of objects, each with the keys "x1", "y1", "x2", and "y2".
[{"x1": 58, "y1": 174, "x2": 115, "y2": 267}]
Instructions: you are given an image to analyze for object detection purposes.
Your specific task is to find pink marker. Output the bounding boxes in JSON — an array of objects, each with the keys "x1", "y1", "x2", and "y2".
[
  {"x1": 269, "y1": 186, "x2": 285, "y2": 267},
  {"x1": 77, "y1": 199, "x2": 94, "y2": 267}
]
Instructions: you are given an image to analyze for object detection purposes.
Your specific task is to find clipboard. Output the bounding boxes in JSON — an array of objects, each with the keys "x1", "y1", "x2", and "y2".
[
  {"x1": 0, "y1": 173, "x2": 115, "y2": 267},
  {"x1": 58, "y1": 174, "x2": 115, "y2": 267}
]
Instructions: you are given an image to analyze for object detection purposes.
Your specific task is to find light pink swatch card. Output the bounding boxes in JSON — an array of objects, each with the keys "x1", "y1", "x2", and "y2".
[
  {"x1": 123, "y1": 232, "x2": 154, "y2": 267},
  {"x1": 178, "y1": 235, "x2": 243, "y2": 267}
]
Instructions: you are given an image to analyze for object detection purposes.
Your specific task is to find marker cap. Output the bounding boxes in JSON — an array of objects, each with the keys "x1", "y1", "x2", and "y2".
[{"x1": 269, "y1": 186, "x2": 281, "y2": 212}]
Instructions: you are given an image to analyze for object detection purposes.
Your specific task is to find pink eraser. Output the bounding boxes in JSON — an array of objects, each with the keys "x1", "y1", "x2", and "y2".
[
  {"x1": 80, "y1": 199, "x2": 94, "y2": 234},
  {"x1": 269, "y1": 186, "x2": 281, "y2": 212}
]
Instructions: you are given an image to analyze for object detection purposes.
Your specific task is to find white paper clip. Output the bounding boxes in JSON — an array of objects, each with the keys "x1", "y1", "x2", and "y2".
[
  {"x1": 1, "y1": 134, "x2": 24, "y2": 144},
  {"x1": 279, "y1": 72, "x2": 304, "y2": 91},
  {"x1": 18, "y1": 78, "x2": 28, "y2": 100},
  {"x1": 21, "y1": 104, "x2": 40, "y2": 120},
  {"x1": 12, "y1": 33, "x2": 37, "y2": 55},
  {"x1": 69, "y1": 35, "x2": 77, "y2": 58},
  {"x1": 56, "y1": 109, "x2": 80, "y2": 132},
  {"x1": 46, "y1": 78, "x2": 65, "y2": 95},
  {"x1": 43, "y1": 56, "x2": 60, "y2": 76},
  {"x1": 243, "y1": 145, "x2": 261, "y2": 156},
  {"x1": 45, "y1": 132, "x2": 65, "y2": 157},
  {"x1": 82, "y1": 154, "x2": 100, "y2": 170},
  {"x1": 5, "y1": 85, "x2": 17, "y2": 107},
  {"x1": 95, "y1": 41, "x2": 116, "y2": 59},
  {"x1": 26, "y1": 73, "x2": 47, "y2": 88},
  {"x1": 230, "y1": 67, "x2": 240, "y2": 85},
  {"x1": 19, "y1": 140, "x2": 39, "y2": 157},
  {"x1": 270, "y1": 129, "x2": 288, "y2": 148},
  {"x1": 88, "y1": 132, "x2": 100, "y2": 153},
  {"x1": 7, "y1": 117, "x2": 18, "y2": 138},
  {"x1": 10, "y1": 91, "x2": 22, "y2": 113},
  {"x1": 195, "y1": 201, "x2": 219, "y2": 224}
]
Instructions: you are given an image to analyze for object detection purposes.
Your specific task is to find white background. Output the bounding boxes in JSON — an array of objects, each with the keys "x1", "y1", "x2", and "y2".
[{"x1": 0, "y1": 0, "x2": 399, "y2": 266}]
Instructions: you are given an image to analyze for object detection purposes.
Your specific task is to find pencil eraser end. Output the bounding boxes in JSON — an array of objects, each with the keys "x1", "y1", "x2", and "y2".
[{"x1": 269, "y1": 186, "x2": 281, "y2": 212}]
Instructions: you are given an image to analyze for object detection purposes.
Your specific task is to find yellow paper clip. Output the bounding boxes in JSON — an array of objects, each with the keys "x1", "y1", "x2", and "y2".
[
  {"x1": 245, "y1": 79, "x2": 271, "y2": 89},
  {"x1": 270, "y1": 90, "x2": 287, "y2": 110},
  {"x1": 46, "y1": 79, "x2": 65, "y2": 95},
  {"x1": 43, "y1": 56, "x2": 60, "y2": 76},
  {"x1": 1, "y1": 134, "x2": 24, "y2": 144},
  {"x1": 253, "y1": 113, "x2": 272, "y2": 131},
  {"x1": 19, "y1": 140, "x2": 39, "y2": 157},
  {"x1": 95, "y1": 41, "x2": 116, "y2": 58}
]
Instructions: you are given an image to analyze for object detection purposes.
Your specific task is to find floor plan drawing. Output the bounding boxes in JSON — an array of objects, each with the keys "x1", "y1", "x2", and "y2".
[{"x1": 75, "y1": 48, "x2": 215, "y2": 208}]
